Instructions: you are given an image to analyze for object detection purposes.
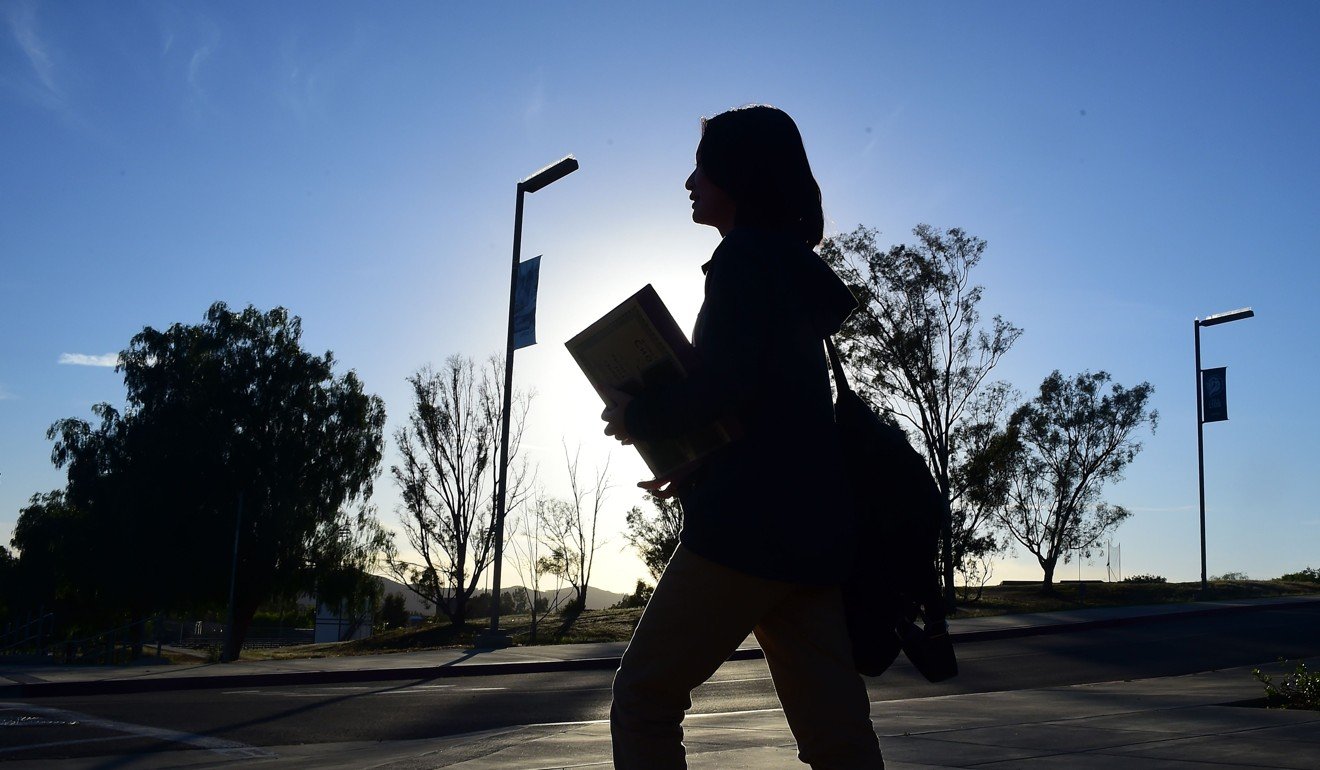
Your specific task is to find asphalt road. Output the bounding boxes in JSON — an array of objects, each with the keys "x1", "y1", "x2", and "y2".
[{"x1": 3, "y1": 604, "x2": 1318, "y2": 763}]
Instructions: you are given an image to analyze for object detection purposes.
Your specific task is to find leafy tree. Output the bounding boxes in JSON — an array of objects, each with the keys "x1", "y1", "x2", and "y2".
[
  {"x1": 610, "y1": 579, "x2": 654, "y2": 609},
  {"x1": 388, "y1": 356, "x2": 531, "y2": 627},
  {"x1": 310, "y1": 505, "x2": 390, "y2": 639},
  {"x1": 993, "y1": 370, "x2": 1157, "y2": 590},
  {"x1": 821, "y1": 225, "x2": 1022, "y2": 605},
  {"x1": 537, "y1": 447, "x2": 609, "y2": 619},
  {"x1": 0, "y1": 545, "x2": 17, "y2": 625},
  {"x1": 377, "y1": 593, "x2": 409, "y2": 630},
  {"x1": 10, "y1": 491, "x2": 95, "y2": 624},
  {"x1": 1278, "y1": 567, "x2": 1320, "y2": 584},
  {"x1": 623, "y1": 492, "x2": 684, "y2": 582},
  {"x1": 38, "y1": 302, "x2": 386, "y2": 659}
]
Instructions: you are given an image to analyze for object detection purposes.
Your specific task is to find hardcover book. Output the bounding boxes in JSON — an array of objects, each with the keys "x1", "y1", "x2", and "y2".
[{"x1": 566, "y1": 285, "x2": 735, "y2": 479}]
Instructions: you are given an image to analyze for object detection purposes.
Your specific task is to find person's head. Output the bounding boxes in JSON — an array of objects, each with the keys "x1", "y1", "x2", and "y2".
[{"x1": 685, "y1": 105, "x2": 824, "y2": 248}]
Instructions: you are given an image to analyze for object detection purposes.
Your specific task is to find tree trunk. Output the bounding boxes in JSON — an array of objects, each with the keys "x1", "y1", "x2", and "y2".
[
  {"x1": 1041, "y1": 559, "x2": 1057, "y2": 593},
  {"x1": 223, "y1": 597, "x2": 260, "y2": 662},
  {"x1": 450, "y1": 593, "x2": 467, "y2": 628},
  {"x1": 941, "y1": 501, "x2": 957, "y2": 610}
]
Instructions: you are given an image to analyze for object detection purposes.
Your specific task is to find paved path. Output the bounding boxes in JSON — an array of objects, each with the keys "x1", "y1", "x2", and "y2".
[{"x1": 2, "y1": 596, "x2": 1317, "y2": 768}]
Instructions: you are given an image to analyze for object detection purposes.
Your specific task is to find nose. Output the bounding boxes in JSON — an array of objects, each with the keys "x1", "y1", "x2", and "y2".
[{"x1": 684, "y1": 169, "x2": 695, "y2": 191}]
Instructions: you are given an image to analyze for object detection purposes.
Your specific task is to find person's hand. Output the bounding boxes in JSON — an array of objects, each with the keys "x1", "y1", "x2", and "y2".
[
  {"x1": 637, "y1": 467, "x2": 693, "y2": 500},
  {"x1": 637, "y1": 476, "x2": 677, "y2": 500},
  {"x1": 600, "y1": 386, "x2": 634, "y2": 445}
]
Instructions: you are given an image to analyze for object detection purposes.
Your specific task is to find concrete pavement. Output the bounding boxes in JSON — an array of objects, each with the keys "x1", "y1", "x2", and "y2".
[{"x1": 2, "y1": 596, "x2": 1318, "y2": 768}]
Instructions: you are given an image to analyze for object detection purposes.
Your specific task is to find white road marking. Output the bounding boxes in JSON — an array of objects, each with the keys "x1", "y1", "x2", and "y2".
[
  {"x1": 0, "y1": 702, "x2": 275, "y2": 758},
  {"x1": 0, "y1": 734, "x2": 139, "y2": 754}
]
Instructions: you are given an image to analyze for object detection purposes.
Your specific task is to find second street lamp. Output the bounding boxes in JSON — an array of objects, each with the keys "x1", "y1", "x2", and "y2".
[
  {"x1": 477, "y1": 156, "x2": 579, "y2": 649},
  {"x1": 1193, "y1": 306, "x2": 1253, "y2": 594}
]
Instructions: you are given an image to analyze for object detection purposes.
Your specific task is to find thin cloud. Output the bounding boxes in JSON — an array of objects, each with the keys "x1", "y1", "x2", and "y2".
[
  {"x1": 3, "y1": 0, "x2": 65, "y2": 107},
  {"x1": 59, "y1": 353, "x2": 120, "y2": 368},
  {"x1": 0, "y1": 384, "x2": 15, "y2": 400}
]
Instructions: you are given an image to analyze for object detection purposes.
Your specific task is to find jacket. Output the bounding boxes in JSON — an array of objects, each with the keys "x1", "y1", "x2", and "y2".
[{"x1": 624, "y1": 227, "x2": 858, "y2": 584}]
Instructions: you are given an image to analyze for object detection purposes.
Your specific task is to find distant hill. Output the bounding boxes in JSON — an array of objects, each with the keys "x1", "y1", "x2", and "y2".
[{"x1": 372, "y1": 575, "x2": 629, "y2": 616}]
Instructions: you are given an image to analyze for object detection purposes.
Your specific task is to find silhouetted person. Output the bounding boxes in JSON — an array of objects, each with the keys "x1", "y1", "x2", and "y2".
[{"x1": 601, "y1": 105, "x2": 883, "y2": 768}]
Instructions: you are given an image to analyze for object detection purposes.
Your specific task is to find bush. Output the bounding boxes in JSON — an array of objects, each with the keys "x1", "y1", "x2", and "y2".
[
  {"x1": 1254, "y1": 659, "x2": 1319, "y2": 710},
  {"x1": 1211, "y1": 571, "x2": 1249, "y2": 581},
  {"x1": 376, "y1": 593, "x2": 408, "y2": 630},
  {"x1": 1277, "y1": 567, "x2": 1320, "y2": 584},
  {"x1": 610, "y1": 580, "x2": 654, "y2": 610},
  {"x1": 1122, "y1": 574, "x2": 1167, "y2": 584}
]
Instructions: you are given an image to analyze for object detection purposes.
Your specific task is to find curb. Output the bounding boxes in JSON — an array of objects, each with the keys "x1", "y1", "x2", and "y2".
[{"x1": 4, "y1": 597, "x2": 1316, "y2": 699}]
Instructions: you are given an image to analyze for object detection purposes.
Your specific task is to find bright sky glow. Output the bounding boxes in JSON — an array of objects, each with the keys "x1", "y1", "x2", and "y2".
[{"x1": 3, "y1": 1, "x2": 1318, "y2": 592}]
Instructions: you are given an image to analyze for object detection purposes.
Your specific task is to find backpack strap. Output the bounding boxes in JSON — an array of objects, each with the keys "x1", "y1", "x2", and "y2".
[{"x1": 824, "y1": 336, "x2": 852, "y2": 396}]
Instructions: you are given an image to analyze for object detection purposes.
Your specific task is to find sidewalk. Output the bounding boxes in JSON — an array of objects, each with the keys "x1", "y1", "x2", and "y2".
[
  {"x1": 3, "y1": 595, "x2": 1317, "y2": 698},
  {"x1": 2, "y1": 596, "x2": 1317, "y2": 769}
]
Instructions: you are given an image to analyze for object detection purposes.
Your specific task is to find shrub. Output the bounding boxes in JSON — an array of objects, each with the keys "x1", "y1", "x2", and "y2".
[
  {"x1": 610, "y1": 580, "x2": 654, "y2": 610},
  {"x1": 1276, "y1": 567, "x2": 1320, "y2": 584},
  {"x1": 1254, "y1": 659, "x2": 1319, "y2": 710},
  {"x1": 1211, "y1": 571, "x2": 1249, "y2": 581},
  {"x1": 1122, "y1": 574, "x2": 1167, "y2": 584}
]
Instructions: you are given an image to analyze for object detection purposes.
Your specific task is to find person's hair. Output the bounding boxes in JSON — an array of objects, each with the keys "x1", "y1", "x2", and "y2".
[{"x1": 697, "y1": 105, "x2": 824, "y2": 248}]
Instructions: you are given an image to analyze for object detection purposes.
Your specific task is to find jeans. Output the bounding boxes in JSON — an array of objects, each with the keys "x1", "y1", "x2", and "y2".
[{"x1": 611, "y1": 545, "x2": 883, "y2": 769}]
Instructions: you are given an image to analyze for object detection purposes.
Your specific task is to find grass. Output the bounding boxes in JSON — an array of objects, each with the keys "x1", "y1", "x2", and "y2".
[
  {"x1": 233, "y1": 579, "x2": 1318, "y2": 661},
  {"x1": 950, "y1": 578, "x2": 1320, "y2": 618}
]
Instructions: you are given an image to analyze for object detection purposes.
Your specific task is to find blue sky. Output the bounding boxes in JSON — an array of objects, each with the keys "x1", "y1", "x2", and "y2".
[{"x1": 3, "y1": 1, "x2": 1317, "y2": 592}]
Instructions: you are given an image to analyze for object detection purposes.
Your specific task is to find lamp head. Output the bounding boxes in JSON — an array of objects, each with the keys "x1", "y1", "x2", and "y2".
[
  {"x1": 1198, "y1": 307, "x2": 1254, "y2": 327},
  {"x1": 520, "y1": 156, "x2": 578, "y2": 193}
]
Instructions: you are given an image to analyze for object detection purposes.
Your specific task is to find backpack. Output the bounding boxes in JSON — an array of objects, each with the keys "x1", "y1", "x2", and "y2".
[{"x1": 826, "y1": 337, "x2": 958, "y2": 682}]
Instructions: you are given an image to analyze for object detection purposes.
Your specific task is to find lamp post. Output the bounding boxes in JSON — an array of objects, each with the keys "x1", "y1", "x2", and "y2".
[
  {"x1": 1194, "y1": 306, "x2": 1253, "y2": 594},
  {"x1": 476, "y1": 156, "x2": 578, "y2": 649}
]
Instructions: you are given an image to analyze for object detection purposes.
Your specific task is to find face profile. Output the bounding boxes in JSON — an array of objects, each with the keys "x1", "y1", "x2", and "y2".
[{"x1": 685, "y1": 163, "x2": 737, "y2": 235}]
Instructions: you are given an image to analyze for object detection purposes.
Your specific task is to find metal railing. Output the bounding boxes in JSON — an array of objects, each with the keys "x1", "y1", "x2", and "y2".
[
  {"x1": 55, "y1": 615, "x2": 167, "y2": 665},
  {"x1": 0, "y1": 611, "x2": 54, "y2": 656}
]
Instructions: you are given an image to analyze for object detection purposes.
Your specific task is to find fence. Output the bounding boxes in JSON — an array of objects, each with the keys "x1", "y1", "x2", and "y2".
[
  {"x1": 0, "y1": 611, "x2": 55, "y2": 657},
  {"x1": 54, "y1": 615, "x2": 171, "y2": 664}
]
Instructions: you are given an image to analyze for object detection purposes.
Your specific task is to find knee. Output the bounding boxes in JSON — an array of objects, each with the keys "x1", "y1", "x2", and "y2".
[{"x1": 611, "y1": 660, "x2": 691, "y2": 725}]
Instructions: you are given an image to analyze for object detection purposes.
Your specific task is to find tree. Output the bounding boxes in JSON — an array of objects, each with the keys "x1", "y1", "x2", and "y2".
[
  {"x1": 309, "y1": 504, "x2": 390, "y2": 640},
  {"x1": 39, "y1": 302, "x2": 386, "y2": 659},
  {"x1": 0, "y1": 545, "x2": 17, "y2": 626},
  {"x1": 377, "y1": 592, "x2": 409, "y2": 631},
  {"x1": 610, "y1": 580, "x2": 654, "y2": 609},
  {"x1": 537, "y1": 447, "x2": 609, "y2": 619},
  {"x1": 507, "y1": 493, "x2": 566, "y2": 642},
  {"x1": 950, "y1": 382, "x2": 1019, "y2": 591},
  {"x1": 821, "y1": 225, "x2": 1023, "y2": 606},
  {"x1": 388, "y1": 356, "x2": 531, "y2": 627},
  {"x1": 992, "y1": 370, "x2": 1157, "y2": 590},
  {"x1": 10, "y1": 490, "x2": 96, "y2": 624},
  {"x1": 623, "y1": 492, "x2": 684, "y2": 583}
]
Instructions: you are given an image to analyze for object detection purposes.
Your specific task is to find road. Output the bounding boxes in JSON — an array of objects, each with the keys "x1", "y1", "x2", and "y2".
[{"x1": 3, "y1": 604, "x2": 1318, "y2": 763}]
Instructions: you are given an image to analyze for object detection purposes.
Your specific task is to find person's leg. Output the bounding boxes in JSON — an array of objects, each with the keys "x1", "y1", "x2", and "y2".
[
  {"x1": 611, "y1": 546, "x2": 793, "y2": 769},
  {"x1": 754, "y1": 586, "x2": 884, "y2": 769}
]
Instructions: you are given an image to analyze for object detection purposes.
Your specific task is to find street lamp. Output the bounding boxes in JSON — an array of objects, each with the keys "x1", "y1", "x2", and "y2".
[
  {"x1": 1194, "y1": 306, "x2": 1253, "y2": 594},
  {"x1": 476, "y1": 156, "x2": 578, "y2": 649}
]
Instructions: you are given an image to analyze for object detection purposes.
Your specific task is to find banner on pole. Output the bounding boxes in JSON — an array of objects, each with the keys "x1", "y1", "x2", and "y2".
[
  {"x1": 1201, "y1": 366, "x2": 1228, "y2": 423},
  {"x1": 512, "y1": 256, "x2": 541, "y2": 350}
]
